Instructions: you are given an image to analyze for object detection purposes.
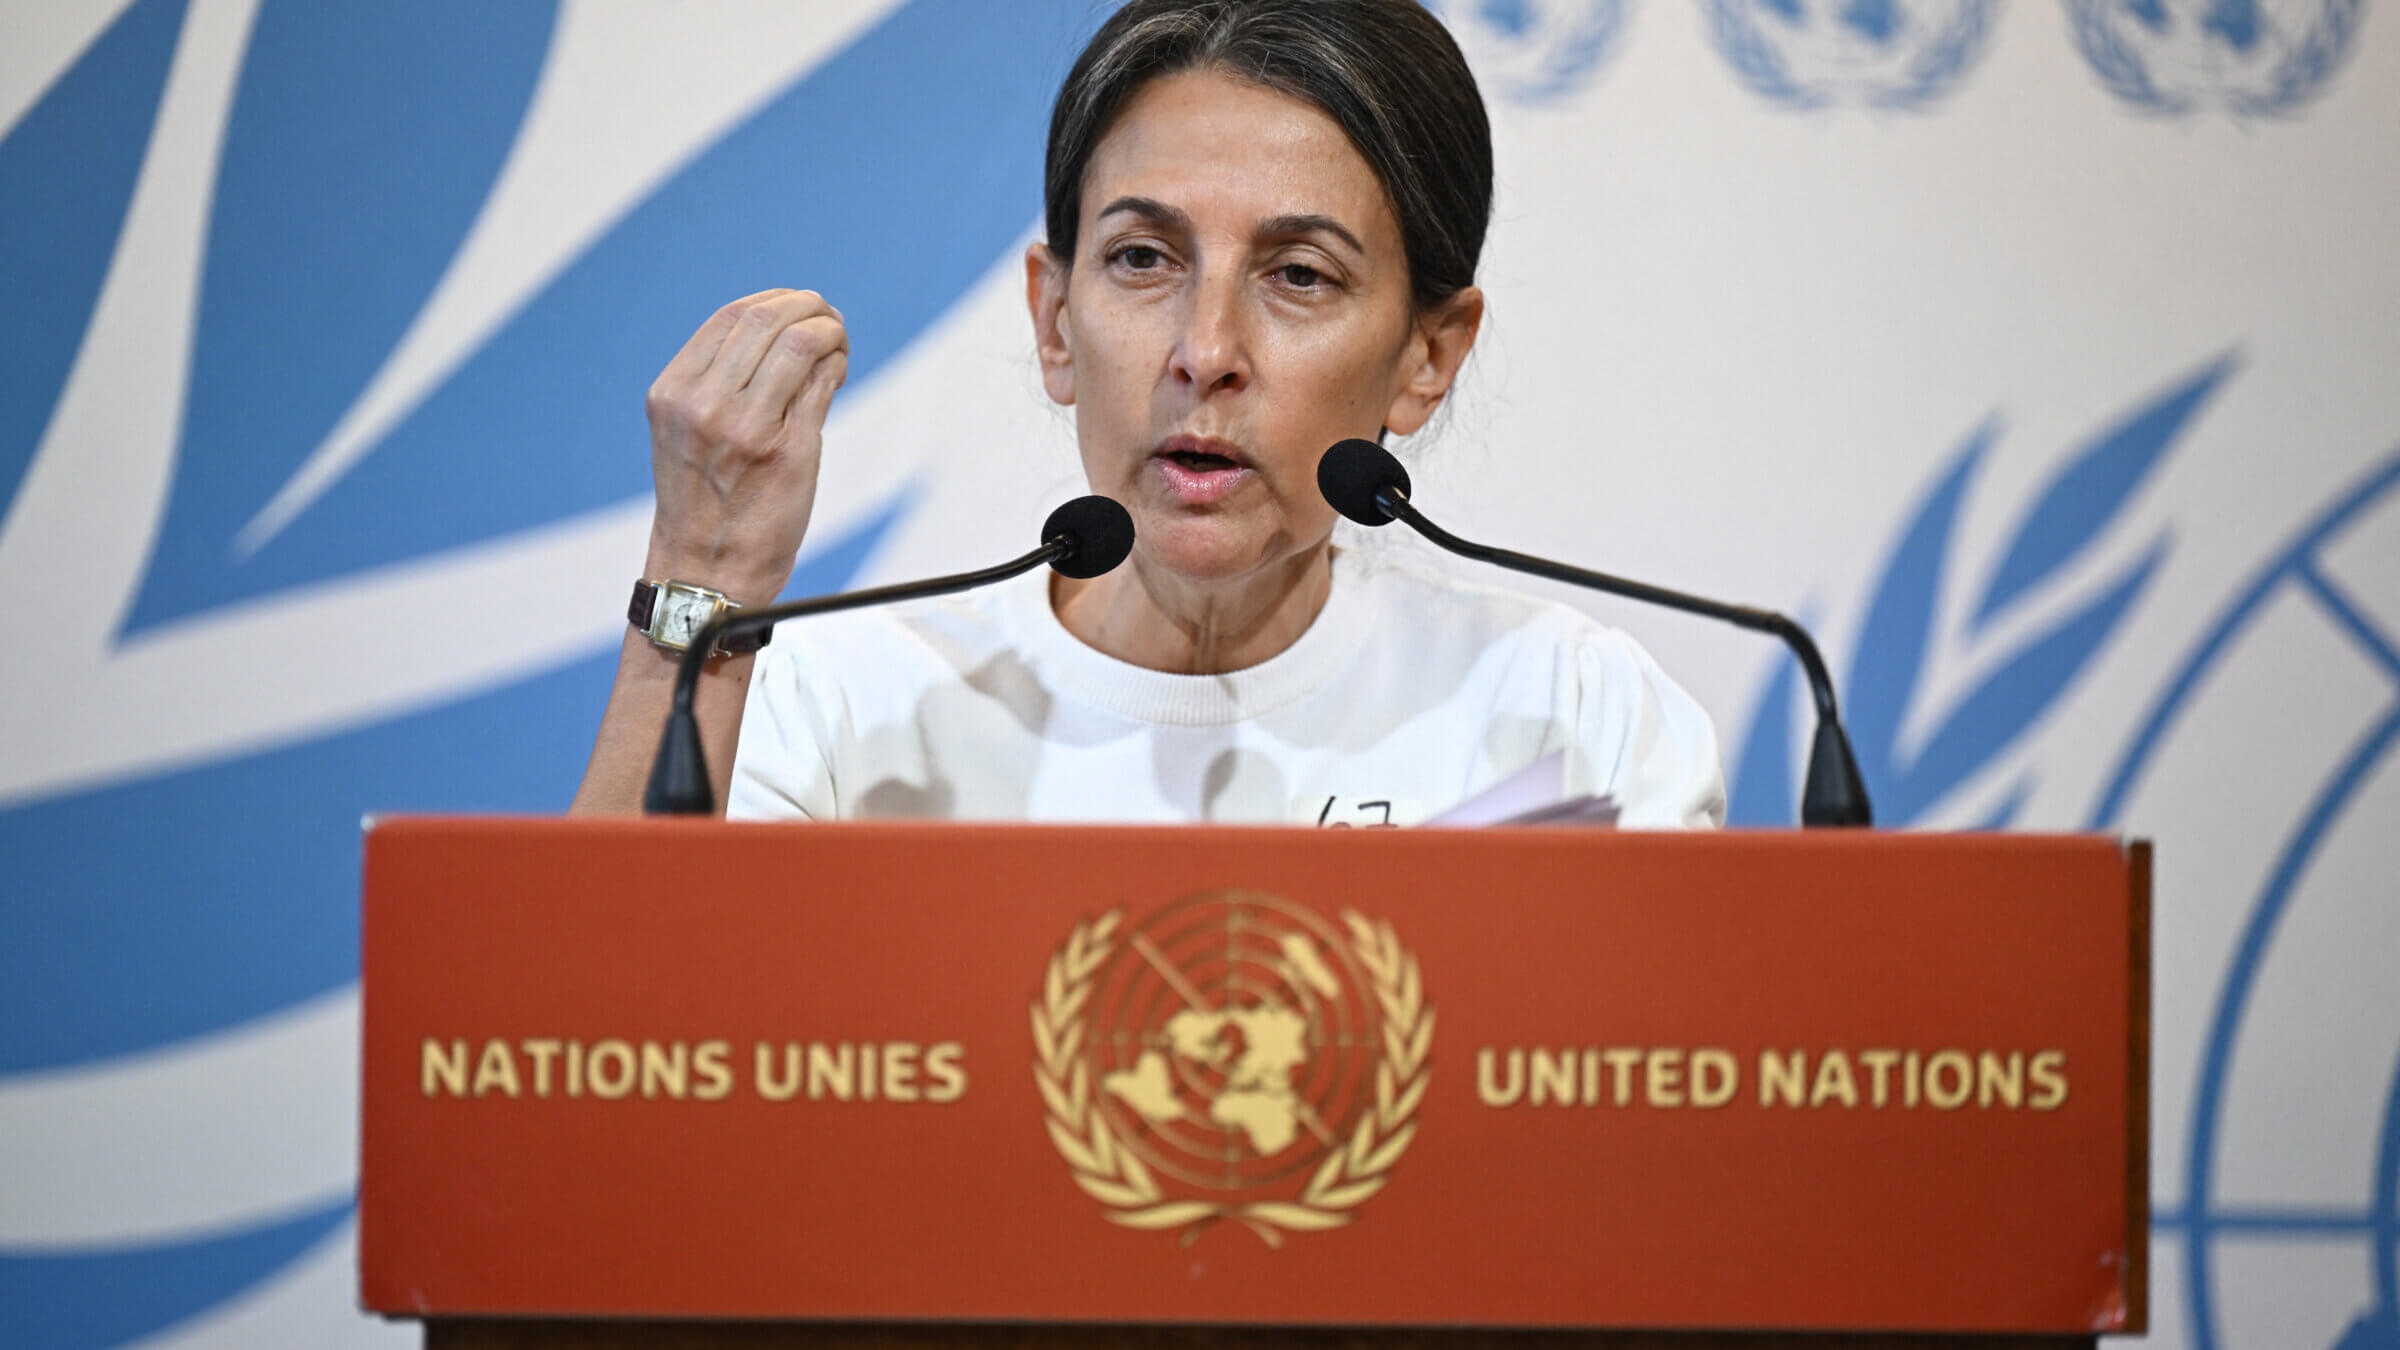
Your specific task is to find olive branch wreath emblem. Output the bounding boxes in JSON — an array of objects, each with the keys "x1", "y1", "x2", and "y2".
[{"x1": 1031, "y1": 907, "x2": 1433, "y2": 1247}]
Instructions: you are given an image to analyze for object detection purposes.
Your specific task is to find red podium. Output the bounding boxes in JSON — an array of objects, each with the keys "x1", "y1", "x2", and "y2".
[{"x1": 359, "y1": 820, "x2": 2149, "y2": 1347}]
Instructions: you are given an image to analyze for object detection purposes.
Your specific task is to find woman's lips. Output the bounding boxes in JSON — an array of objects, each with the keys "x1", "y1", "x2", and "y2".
[{"x1": 1150, "y1": 438, "x2": 1254, "y2": 505}]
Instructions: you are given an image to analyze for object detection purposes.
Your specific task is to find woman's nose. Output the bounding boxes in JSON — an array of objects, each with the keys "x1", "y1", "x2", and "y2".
[{"x1": 1170, "y1": 272, "x2": 1249, "y2": 395}]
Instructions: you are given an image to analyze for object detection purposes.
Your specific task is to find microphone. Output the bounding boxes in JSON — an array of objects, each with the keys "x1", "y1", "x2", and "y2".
[
  {"x1": 643, "y1": 495, "x2": 1136, "y2": 815},
  {"x1": 1318, "y1": 438, "x2": 1870, "y2": 827}
]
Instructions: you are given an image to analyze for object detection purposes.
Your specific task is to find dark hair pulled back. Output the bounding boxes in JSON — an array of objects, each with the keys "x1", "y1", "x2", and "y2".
[{"x1": 1044, "y1": 0, "x2": 1492, "y2": 312}]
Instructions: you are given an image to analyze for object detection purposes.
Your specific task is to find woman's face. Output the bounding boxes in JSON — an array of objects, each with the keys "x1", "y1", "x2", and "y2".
[{"x1": 1028, "y1": 68, "x2": 1480, "y2": 586}]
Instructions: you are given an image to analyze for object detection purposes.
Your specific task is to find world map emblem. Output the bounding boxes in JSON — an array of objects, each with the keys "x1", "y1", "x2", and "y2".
[
  {"x1": 1431, "y1": 0, "x2": 1635, "y2": 106},
  {"x1": 1706, "y1": 0, "x2": 1998, "y2": 110},
  {"x1": 2064, "y1": 0, "x2": 2366, "y2": 117},
  {"x1": 1032, "y1": 894, "x2": 1433, "y2": 1245}
]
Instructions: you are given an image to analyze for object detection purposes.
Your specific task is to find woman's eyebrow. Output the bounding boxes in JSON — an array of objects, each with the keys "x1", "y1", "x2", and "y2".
[
  {"x1": 1096, "y1": 197, "x2": 1364, "y2": 256},
  {"x1": 1096, "y1": 195, "x2": 1191, "y2": 231},
  {"x1": 1258, "y1": 213, "x2": 1364, "y2": 255}
]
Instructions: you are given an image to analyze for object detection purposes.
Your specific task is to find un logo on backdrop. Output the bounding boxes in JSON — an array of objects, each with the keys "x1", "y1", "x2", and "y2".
[
  {"x1": 1726, "y1": 356, "x2": 2217, "y2": 830},
  {"x1": 1705, "y1": 0, "x2": 1997, "y2": 110},
  {"x1": 1430, "y1": 0, "x2": 1634, "y2": 104},
  {"x1": 0, "y1": 1, "x2": 1094, "y2": 1345},
  {"x1": 2065, "y1": 0, "x2": 2367, "y2": 117},
  {"x1": 2087, "y1": 448, "x2": 2400, "y2": 1350},
  {"x1": 1727, "y1": 360, "x2": 2400, "y2": 1350}
]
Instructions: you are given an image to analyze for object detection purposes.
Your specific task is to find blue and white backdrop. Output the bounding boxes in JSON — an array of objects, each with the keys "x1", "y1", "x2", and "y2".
[{"x1": 2, "y1": 1, "x2": 2394, "y2": 1345}]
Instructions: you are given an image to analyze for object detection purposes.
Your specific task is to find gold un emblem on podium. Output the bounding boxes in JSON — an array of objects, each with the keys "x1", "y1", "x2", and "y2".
[{"x1": 1033, "y1": 892, "x2": 1432, "y2": 1245}]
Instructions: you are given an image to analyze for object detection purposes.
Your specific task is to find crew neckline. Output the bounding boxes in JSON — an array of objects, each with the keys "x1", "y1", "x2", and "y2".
[{"x1": 999, "y1": 552, "x2": 1372, "y2": 726}]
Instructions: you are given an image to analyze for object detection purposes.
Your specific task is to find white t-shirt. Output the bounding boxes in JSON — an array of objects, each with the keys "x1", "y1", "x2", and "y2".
[{"x1": 728, "y1": 553, "x2": 1725, "y2": 828}]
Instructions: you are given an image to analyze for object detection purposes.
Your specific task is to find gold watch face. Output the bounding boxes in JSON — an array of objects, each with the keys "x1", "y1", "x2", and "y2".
[{"x1": 653, "y1": 585, "x2": 726, "y2": 650}]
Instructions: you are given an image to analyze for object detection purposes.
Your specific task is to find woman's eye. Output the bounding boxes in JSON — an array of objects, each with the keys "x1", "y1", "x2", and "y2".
[{"x1": 1277, "y1": 263, "x2": 1325, "y2": 289}]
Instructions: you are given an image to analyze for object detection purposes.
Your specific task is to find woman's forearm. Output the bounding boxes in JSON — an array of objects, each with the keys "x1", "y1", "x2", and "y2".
[{"x1": 570, "y1": 629, "x2": 753, "y2": 817}]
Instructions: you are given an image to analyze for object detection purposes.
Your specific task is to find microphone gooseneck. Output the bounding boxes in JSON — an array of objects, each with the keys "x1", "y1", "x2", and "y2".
[
  {"x1": 643, "y1": 495, "x2": 1137, "y2": 815},
  {"x1": 1317, "y1": 438, "x2": 1871, "y2": 827}
]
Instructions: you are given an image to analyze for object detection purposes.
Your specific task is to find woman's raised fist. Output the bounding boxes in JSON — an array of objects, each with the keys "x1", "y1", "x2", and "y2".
[{"x1": 642, "y1": 288, "x2": 849, "y2": 607}]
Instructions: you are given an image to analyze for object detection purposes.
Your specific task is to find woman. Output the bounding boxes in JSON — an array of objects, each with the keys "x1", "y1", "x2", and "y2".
[{"x1": 574, "y1": 0, "x2": 1724, "y2": 827}]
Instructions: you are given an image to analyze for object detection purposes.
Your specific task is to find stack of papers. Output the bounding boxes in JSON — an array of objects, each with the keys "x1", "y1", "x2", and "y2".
[{"x1": 1423, "y1": 752, "x2": 1619, "y2": 829}]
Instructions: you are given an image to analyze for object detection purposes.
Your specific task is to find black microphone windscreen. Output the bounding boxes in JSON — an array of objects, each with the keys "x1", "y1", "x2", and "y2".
[
  {"x1": 1318, "y1": 438, "x2": 1409, "y2": 526},
  {"x1": 1043, "y1": 495, "x2": 1136, "y2": 579}
]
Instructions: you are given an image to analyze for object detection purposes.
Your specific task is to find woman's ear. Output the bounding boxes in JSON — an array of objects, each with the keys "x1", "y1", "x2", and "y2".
[
  {"x1": 1381, "y1": 285, "x2": 1484, "y2": 436},
  {"x1": 1026, "y1": 242, "x2": 1076, "y2": 407}
]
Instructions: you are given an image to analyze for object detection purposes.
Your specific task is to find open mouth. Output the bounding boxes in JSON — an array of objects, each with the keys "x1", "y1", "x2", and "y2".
[
  {"x1": 1164, "y1": 448, "x2": 1242, "y2": 473},
  {"x1": 1152, "y1": 439, "x2": 1253, "y2": 504}
]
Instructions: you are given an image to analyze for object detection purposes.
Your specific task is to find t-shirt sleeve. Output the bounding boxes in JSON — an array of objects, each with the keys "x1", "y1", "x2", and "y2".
[
  {"x1": 725, "y1": 642, "x2": 841, "y2": 822},
  {"x1": 1569, "y1": 627, "x2": 1727, "y2": 829}
]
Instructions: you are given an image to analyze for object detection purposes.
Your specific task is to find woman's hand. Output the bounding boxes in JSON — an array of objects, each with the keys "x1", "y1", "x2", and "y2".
[
  {"x1": 644, "y1": 288, "x2": 850, "y2": 607},
  {"x1": 572, "y1": 289, "x2": 847, "y2": 816}
]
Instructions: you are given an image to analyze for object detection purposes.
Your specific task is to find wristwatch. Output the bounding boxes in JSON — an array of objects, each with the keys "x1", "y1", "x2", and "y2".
[{"x1": 629, "y1": 580, "x2": 773, "y2": 657}]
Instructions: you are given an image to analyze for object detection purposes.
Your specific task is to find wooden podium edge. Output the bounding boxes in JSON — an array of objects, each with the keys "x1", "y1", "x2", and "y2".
[
  {"x1": 421, "y1": 1320, "x2": 2101, "y2": 1349},
  {"x1": 2123, "y1": 839, "x2": 2153, "y2": 1335}
]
